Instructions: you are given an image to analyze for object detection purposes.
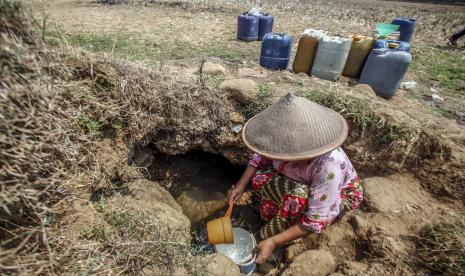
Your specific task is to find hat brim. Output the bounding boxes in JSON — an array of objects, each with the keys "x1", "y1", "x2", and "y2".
[{"x1": 242, "y1": 110, "x2": 348, "y2": 161}]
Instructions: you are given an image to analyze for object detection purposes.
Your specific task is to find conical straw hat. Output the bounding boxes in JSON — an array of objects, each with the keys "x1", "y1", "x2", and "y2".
[{"x1": 242, "y1": 93, "x2": 348, "y2": 161}]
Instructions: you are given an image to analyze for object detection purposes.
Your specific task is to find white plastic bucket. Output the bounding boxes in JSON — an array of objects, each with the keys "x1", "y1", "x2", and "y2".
[{"x1": 215, "y1": 228, "x2": 257, "y2": 274}]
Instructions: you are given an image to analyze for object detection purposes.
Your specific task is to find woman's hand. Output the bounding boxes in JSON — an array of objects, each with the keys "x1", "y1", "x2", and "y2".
[
  {"x1": 227, "y1": 184, "x2": 245, "y2": 203},
  {"x1": 255, "y1": 238, "x2": 277, "y2": 264}
]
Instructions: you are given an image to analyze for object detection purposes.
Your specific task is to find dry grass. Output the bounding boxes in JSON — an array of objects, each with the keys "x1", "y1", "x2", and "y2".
[
  {"x1": 416, "y1": 215, "x2": 465, "y2": 275},
  {"x1": 78, "y1": 204, "x2": 206, "y2": 274},
  {"x1": 0, "y1": 0, "x2": 86, "y2": 271},
  {"x1": 1, "y1": 1, "x2": 230, "y2": 273}
]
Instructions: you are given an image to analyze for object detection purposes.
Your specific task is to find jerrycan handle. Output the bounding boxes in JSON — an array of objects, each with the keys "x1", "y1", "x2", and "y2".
[{"x1": 225, "y1": 200, "x2": 234, "y2": 217}]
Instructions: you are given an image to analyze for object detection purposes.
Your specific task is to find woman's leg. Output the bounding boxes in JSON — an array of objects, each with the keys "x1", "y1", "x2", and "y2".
[
  {"x1": 251, "y1": 170, "x2": 308, "y2": 240},
  {"x1": 340, "y1": 177, "x2": 364, "y2": 212}
]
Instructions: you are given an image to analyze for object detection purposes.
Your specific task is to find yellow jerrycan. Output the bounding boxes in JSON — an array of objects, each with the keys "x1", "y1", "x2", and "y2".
[
  {"x1": 342, "y1": 34, "x2": 374, "y2": 78},
  {"x1": 292, "y1": 29, "x2": 326, "y2": 74}
]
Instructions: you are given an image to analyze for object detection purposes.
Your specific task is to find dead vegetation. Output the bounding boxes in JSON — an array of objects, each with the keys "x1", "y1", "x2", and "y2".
[
  {"x1": 416, "y1": 215, "x2": 465, "y2": 275},
  {"x1": 2, "y1": 0, "x2": 465, "y2": 274},
  {"x1": 0, "y1": 0, "x2": 85, "y2": 272},
  {"x1": 79, "y1": 204, "x2": 205, "y2": 274},
  {"x1": 0, "y1": 1, "x2": 230, "y2": 273}
]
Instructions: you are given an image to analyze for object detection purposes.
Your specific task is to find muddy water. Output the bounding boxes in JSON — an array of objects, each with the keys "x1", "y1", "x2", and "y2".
[{"x1": 148, "y1": 151, "x2": 245, "y2": 228}]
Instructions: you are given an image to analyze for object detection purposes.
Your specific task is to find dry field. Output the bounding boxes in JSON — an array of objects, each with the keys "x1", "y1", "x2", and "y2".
[{"x1": 2, "y1": 0, "x2": 465, "y2": 275}]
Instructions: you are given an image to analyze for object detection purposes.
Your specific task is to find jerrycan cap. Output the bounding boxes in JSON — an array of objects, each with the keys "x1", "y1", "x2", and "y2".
[
  {"x1": 388, "y1": 42, "x2": 399, "y2": 49},
  {"x1": 352, "y1": 35, "x2": 362, "y2": 41}
]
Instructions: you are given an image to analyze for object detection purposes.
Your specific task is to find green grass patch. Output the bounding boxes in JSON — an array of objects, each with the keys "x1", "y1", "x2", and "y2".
[
  {"x1": 411, "y1": 47, "x2": 465, "y2": 92},
  {"x1": 0, "y1": 0, "x2": 20, "y2": 17},
  {"x1": 78, "y1": 113, "x2": 102, "y2": 135},
  {"x1": 45, "y1": 30, "x2": 253, "y2": 65},
  {"x1": 299, "y1": 90, "x2": 416, "y2": 144},
  {"x1": 240, "y1": 84, "x2": 273, "y2": 119}
]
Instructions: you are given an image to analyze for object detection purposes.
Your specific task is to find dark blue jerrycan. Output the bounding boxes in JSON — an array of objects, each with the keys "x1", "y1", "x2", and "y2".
[
  {"x1": 260, "y1": 33, "x2": 292, "y2": 70},
  {"x1": 258, "y1": 14, "x2": 274, "y2": 41},
  {"x1": 237, "y1": 13, "x2": 260, "y2": 42},
  {"x1": 373, "y1": 39, "x2": 410, "y2": 52},
  {"x1": 391, "y1": 18, "x2": 416, "y2": 43},
  {"x1": 359, "y1": 48, "x2": 412, "y2": 99}
]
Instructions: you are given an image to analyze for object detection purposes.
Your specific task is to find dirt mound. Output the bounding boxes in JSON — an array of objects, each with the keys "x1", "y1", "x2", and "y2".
[
  {"x1": 1, "y1": 1, "x2": 86, "y2": 272},
  {"x1": 0, "y1": 2, "x2": 238, "y2": 273}
]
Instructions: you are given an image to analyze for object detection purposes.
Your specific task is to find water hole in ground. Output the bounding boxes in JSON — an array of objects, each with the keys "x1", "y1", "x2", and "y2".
[{"x1": 146, "y1": 150, "x2": 249, "y2": 230}]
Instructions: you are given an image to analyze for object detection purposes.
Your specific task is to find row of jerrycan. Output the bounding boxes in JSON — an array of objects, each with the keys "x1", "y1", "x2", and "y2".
[
  {"x1": 288, "y1": 29, "x2": 412, "y2": 99},
  {"x1": 293, "y1": 30, "x2": 373, "y2": 80},
  {"x1": 237, "y1": 12, "x2": 274, "y2": 41}
]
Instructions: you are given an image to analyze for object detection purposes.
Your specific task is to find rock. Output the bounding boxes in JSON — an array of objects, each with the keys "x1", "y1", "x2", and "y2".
[
  {"x1": 338, "y1": 261, "x2": 369, "y2": 275},
  {"x1": 354, "y1": 84, "x2": 377, "y2": 98},
  {"x1": 339, "y1": 76, "x2": 351, "y2": 83},
  {"x1": 114, "y1": 179, "x2": 191, "y2": 243},
  {"x1": 229, "y1": 111, "x2": 246, "y2": 124},
  {"x1": 283, "y1": 250, "x2": 335, "y2": 276},
  {"x1": 349, "y1": 215, "x2": 370, "y2": 234},
  {"x1": 132, "y1": 146, "x2": 155, "y2": 167},
  {"x1": 286, "y1": 242, "x2": 310, "y2": 262},
  {"x1": 400, "y1": 81, "x2": 417, "y2": 90},
  {"x1": 432, "y1": 93, "x2": 444, "y2": 103},
  {"x1": 258, "y1": 262, "x2": 275, "y2": 274},
  {"x1": 369, "y1": 234, "x2": 406, "y2": 258},
  {"x1": 203, "y1": 62, "x2": 226, "y2": 76},
  {"x1": 286, "y1": 216, "x2": 357, "y2": 264},
  {"x1": 238, "y1": 67, "x2": 268, "y2": 78},
  {"x1": 231, "y1": 124, "x2": 243, "y2": 134},
  {"x1": 363, "y1": 176, "x2": 423, "y2": 214},
  {"x1": 219, "y1": 79, "x2": 258, "y2": 103},
  {"x1": 176, "y1": 186, "x2": 227, "y2": 227},
  {"x1": 205, "y1": 253, "x2": 241, "y2": 276}
]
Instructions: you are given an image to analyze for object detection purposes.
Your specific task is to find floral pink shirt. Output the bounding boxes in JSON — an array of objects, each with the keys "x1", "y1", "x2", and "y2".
[{"x1": 248, "y1": 147, "x2": 358, "y2": 233}]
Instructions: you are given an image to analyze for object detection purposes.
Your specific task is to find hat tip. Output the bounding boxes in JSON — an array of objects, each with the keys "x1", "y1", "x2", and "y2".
[{"x1": 281, "y1": 93, "x2": 296, "y2": 105}]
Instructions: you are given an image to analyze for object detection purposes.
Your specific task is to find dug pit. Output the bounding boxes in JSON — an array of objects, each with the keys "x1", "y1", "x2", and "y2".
[{"x1": 137, "y1": 149, "x2": 246, "y2": 229}]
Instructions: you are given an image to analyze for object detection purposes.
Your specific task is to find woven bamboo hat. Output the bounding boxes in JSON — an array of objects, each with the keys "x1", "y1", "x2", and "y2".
[{"x1": 242, "y1": 93, "x2": 348, "y2": 161}]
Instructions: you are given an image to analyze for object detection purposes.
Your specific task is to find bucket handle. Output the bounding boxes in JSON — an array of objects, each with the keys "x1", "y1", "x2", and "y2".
[
  {"x1": 224, "y1": 200, "x2": 234, "y2": 217},
  {"x1": 239, "y1": 253, "x2": 257, "y2": 266}
]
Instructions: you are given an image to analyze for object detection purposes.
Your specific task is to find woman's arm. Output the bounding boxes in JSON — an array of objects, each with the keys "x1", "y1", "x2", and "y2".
[
  {"x1": 255, "y1": 224, "x2": 309, "y2": 264},
  {"x1": 228, "y1": 166, "x2": 257, "y2": 202}
]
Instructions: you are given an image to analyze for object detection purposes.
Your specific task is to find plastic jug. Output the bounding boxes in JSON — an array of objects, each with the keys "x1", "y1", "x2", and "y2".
[
  {"x1": 342, "y1": 35, "x2": 374, "y2": 78},
  {"x1": 311, "y1": 36, "x2": 352, "y2": 81},
  {"x1": 359, "y1": 48, "x2": 412, "y2": 99},
  {"x1": 260, "y1": 32, "x2": 292, "y2": 70},
  {"x1": 375, "y1": 23, "x2": 400, "y2": 38},
  {"x1": 391, "y1": 18, "x2": 416, "y2": 43},
  {"x1": 293, "y1": 29, "x2": 326, "y2": 74},
  {"x1": 237, "y1": 13, "x2": 259, "y2": 42},
  {"x1": 258, "y1": 14, "x2": 274, "y2": 41},
  {"x1": 374, "y1": 39, "x2": 410, "y2": 52}
]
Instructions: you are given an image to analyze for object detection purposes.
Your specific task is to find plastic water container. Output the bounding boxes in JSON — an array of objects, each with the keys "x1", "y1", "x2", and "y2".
[
  {"x1": 237, "y1": 13, "x2": 259, "y2": 42},
  {"x1": 374, "y1": 39, "x2": 410, "y2": 52},
  {"x1": 342, "y1": 35, "x2": 374, "y2": 78},
  {"x1": 293, "y1": 29, "x2": 326, "y2": 74},
  {"x1": 359, "y1": 48, "x2": 412, "y2": 99},
  {"x1": 260, "y1": 32, "x2": 292, "y2": 70},
  {"x1": 392, "y1": 17, "x2": 416, "y2": 43},
  {"x1": 311, "y1": 36, "x2": 352, "y2": 81},
  {"x1": 258, "y1": 14, "x2": 274, "y2": 41}
]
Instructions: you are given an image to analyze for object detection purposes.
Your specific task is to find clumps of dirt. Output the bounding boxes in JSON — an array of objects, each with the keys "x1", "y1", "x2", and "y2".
[{"x1": 416, "y1": 216, "x2": 465, "y2": 275}]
